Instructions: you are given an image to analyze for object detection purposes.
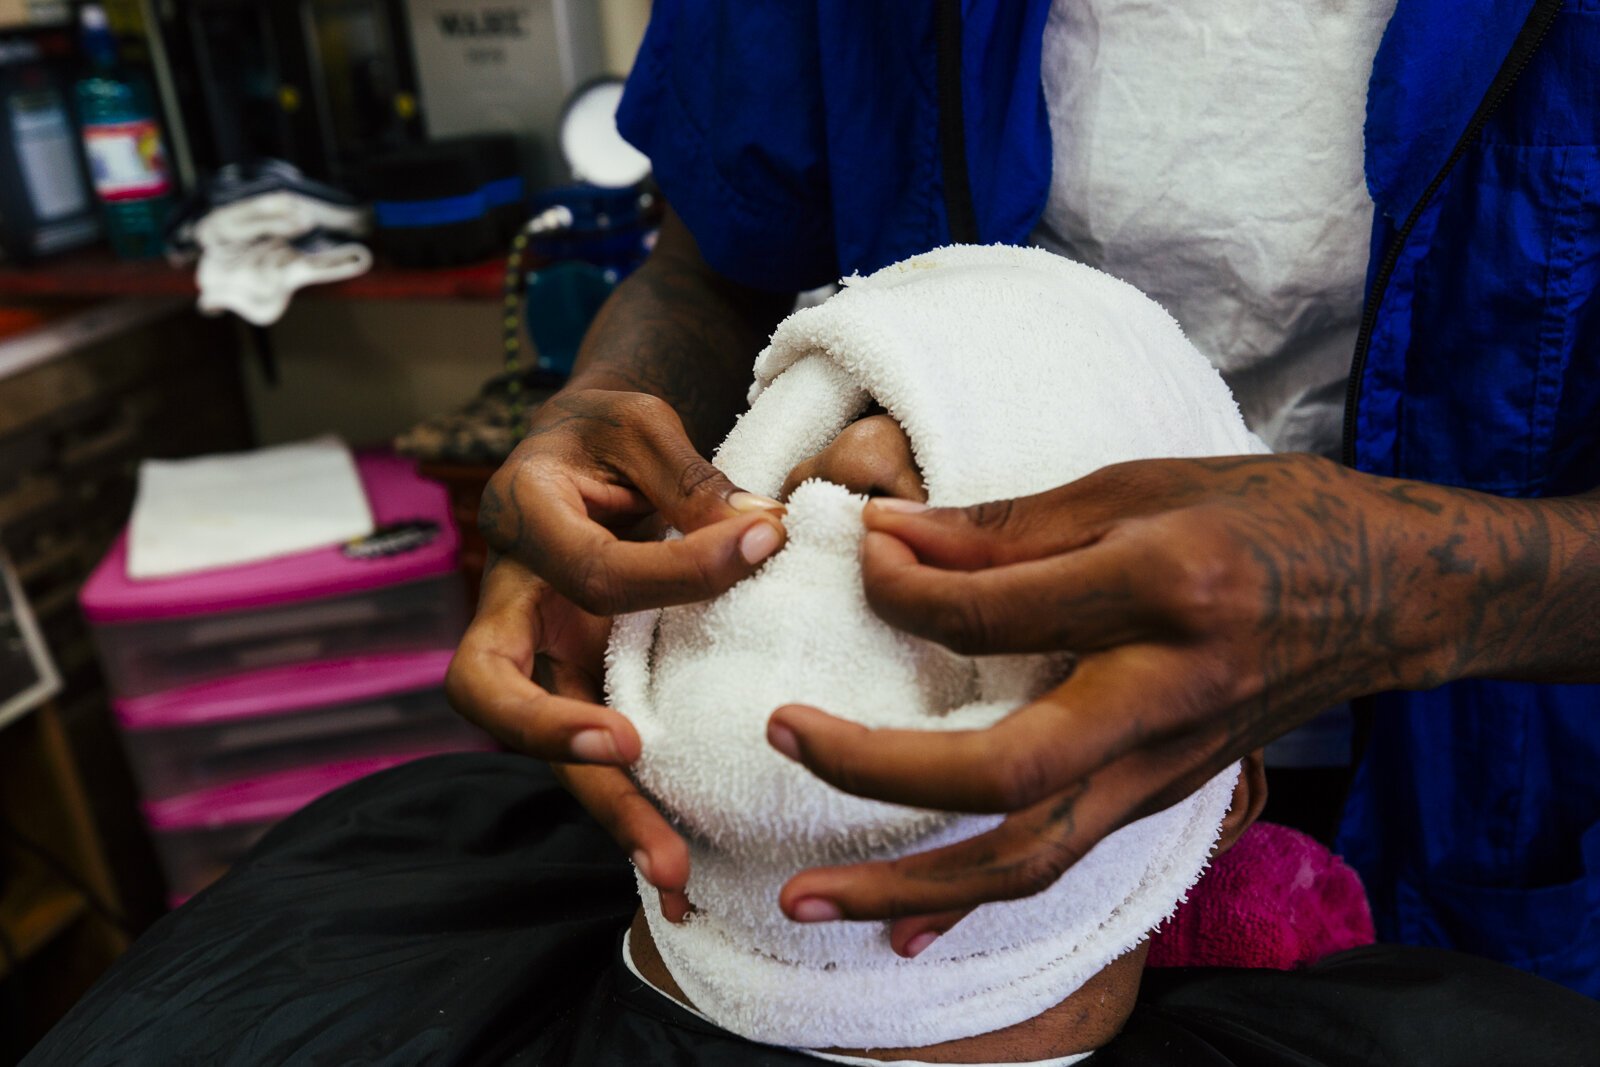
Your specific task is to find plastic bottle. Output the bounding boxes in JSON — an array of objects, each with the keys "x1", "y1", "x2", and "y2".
[{"x1": 74, "y1": 4, "x2": 175, "y2": 259}]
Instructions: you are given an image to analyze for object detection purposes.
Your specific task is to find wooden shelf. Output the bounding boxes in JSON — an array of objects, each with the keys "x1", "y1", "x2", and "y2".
[
  {"x1": 0, "y1": 247, "x2": 511, "y2": 303},
  {"x1": 0, "y1": 706, "x2": 129, "y2": 988},
  {"x1": 0, "y1": 862, "x2": 89, "y2": 980}
]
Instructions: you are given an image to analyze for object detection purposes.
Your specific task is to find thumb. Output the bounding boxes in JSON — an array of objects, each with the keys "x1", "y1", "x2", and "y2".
[
  {"x1": 862, "y1": 461, "x2": 1196, "y2": 569},
  {"x1": 629, "y1": 412, "x2": 783, "y2": 533},
  {"x1": 889, "y1": 909, "x2": 973, "y2": 958},
  {"x1": 862, "y1": 490, "x2": 1091, "y2": 570}
]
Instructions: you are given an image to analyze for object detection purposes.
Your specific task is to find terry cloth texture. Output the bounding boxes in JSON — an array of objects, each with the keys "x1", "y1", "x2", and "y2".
[
  {"x1": 608, "y1": 245, "x2": 1264, "y2": 1049},
  {"x1": 1147, "y1": 822, "x2": 1377, "y2": 970}
]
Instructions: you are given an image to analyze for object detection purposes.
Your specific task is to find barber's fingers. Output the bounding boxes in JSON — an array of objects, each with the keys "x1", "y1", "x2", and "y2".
[
  {"x1": 861, "y1": 461, "x2": 1191, "y2": 570},
  {"x1": 767, "y1": 649, "x2": 1195, "y2": 814},
  {"x1": 533, "y1": 578, "x2": 694, "y2": 923},
  {"x1": 447, "y1": 561, "x2": 638, "y2": 764},
  {"x1": 553, "y1": 762, "x2": 693, "y2": 923},
  {"x1": 860, "y1": 530, "x2": 1157, "y2": 656},
  {"x1": 521, "y1": 474, "x2": 786, "y2": 615},
  {"x1": 779, "y1": 748, "x2": 1192, "y2": 923},
  {"x1": 888, "y1": 910, "x2": 972, "y2": 958},
  {"x1": 607, "y1": 394, "x2": 786, "y2": 532},
  {"x1": 448, "y1": 637, "x2": 639, "y2": 763}
]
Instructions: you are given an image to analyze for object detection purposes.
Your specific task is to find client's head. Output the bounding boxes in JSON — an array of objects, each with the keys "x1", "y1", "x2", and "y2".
[{"x1": 606, "y1": 246, "x2": 1269, "y2": 1055}]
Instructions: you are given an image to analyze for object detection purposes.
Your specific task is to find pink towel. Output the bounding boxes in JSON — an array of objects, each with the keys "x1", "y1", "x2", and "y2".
[{"x1": 1146, "y1": 822, "x2": 1376, "y2": 970}]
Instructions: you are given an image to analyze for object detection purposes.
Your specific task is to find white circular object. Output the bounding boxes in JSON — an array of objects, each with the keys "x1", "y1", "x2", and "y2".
[{"x1": 560, "y1": 80, "x2": 651, "y2": 188}]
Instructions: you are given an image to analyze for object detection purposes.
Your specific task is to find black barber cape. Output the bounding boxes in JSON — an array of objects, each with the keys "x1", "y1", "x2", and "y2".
[{"x1": 26, "y1": 755, "x2": 1600, "y2": 1066}]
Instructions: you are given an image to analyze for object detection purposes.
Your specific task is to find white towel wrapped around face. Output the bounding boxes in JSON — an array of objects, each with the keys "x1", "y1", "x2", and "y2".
[{"x1": 607, "y1": 245, "x2": 1265, "y2": 1050}]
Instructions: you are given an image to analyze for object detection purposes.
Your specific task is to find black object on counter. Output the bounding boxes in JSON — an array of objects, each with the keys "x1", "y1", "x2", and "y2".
[
  {"x1": 367, "y1": 135, "x2": 524, "y2": 267},
  {"x1": 0, "y1": 33, "x2": 102, "y2": 262}
]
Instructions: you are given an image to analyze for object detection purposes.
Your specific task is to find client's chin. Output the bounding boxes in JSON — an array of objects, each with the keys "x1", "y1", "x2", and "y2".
[{"x1": 627, "y1": 909, "x2": 1146, "y2": 1063}]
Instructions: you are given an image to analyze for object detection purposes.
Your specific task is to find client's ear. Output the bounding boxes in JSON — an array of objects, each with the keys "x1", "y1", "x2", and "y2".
[{"x1": 1213, "y1": 750, "x2": 1268, "y2": 856}]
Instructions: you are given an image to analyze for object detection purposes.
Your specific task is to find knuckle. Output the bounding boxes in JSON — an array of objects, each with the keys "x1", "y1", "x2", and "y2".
[
  {"x1": 1142, "y1": 521, "x2": 1238, "y2": 631},
  {"x1": 1002, "y1": 845, "x2": 1074, "y2": 899},
  {"x1": 676, "y1": 455, "x2": 730, "y2": 502},
  {"x1": 1089, "y1": 459, "x2": 1171, "y2": 499},
  {"x1": 871, "y1": 866, "x2": 920, "y2": 918},
  {"x1": 963, "y1": 497, "x2": 1017, "y2": 532},
  {"x1": 932, "y1": 596, "x2": 994, "y2": 656},
  {"x1": 571, "y1": 553, "x2": 623, "y2": 615},
  {"x1": 621, "y1": 394, "x2": 684, "y2": 446},
  {"x1": 615, "y1": 389, "x2": 672, "y2": 424},
  {"x1": 991, "y1": 743, "x2": 1057, "y2": 811},
  {"x1": 1171, "y1": 560, "x2": 1235, "y2": 632}
]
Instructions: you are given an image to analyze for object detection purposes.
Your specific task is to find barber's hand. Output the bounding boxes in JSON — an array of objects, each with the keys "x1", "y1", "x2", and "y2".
[
  {"x1": 447, "y1": 553, "x2": 693, "y2": 920},
  {"x1": 450, "y1": 389, "x2": 786, "y2": 919},
  {"x1": 477, "y1": 389, "x2": 788, "y2": 614},
  {"x1": 766, "y1": 454, "x2": 1461, "y2": 955}
]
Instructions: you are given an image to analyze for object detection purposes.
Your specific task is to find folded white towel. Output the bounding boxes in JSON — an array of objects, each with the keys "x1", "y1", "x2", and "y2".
[
  {"x1": 189, "y1": 190, "x2": 372, "y2": 326},
  {"x1": 193, "y1": 190, "x2": 370, "y2": 251},
  {"x1": 196, "y1": 236, "x2": 372, "y2": 327},
  {"x1": 609, "y1": 245, "x2": 1264, "y2": 1050}
]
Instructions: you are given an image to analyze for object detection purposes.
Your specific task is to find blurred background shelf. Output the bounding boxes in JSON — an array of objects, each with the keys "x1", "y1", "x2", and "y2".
[
  {"x1": 0, "y1": 867, "x2": 89, "y2": 982},
  {"x1": 0, "y1": 249, "x2": 512, "y2": 302}
]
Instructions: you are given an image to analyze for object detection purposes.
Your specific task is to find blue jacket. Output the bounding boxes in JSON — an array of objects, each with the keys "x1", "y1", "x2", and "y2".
[{"x1": 618, "y1": 0, "x2": 1600, "y2": 994}]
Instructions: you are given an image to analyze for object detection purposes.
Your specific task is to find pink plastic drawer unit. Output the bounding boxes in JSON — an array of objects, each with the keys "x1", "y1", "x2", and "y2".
[
  {"x1": 114, "y1": 651, "x2": 484, "y2": 801},
  {"x1": 80, "y1": 453, "x2": 469, "y2": 699},
  {"x1": 145, "y1": 748, "x2": 493, "y2": 906}
]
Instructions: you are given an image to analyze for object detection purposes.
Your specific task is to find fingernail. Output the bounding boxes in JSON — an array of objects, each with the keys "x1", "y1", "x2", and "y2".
[
  {"x1": 871, "y1": 498, "x2": 928, "y2": 514},
  {"x1": 729, "y1": 491, "x2": 784, "y2": 513},
  {"x1": 767, "y1": 721, "x2": 801, "y2": 762},
  {"x1": 570, "y1": 728, "x2": 620, "y2": 763},
  {"x1": 740, "y1": 522, "x2": 783, "y2": 565},
  {"x1": 904, "y1": 931, "x2": 939, "y2": 958},
  {"x1": 632, "y1": 849, "x2": 653, "y2": 884},
  {"x1": 791, "y1": 897, "x2": 843, "y2": 923}
]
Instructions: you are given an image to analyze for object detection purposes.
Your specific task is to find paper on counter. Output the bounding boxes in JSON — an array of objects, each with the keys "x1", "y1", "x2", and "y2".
[{"x1": 128, "y1": 435, "x2": 375, "y2": 580}]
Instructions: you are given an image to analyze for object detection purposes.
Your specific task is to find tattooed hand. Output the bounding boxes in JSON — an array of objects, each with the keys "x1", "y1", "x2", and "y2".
[
  {"x1": 449, "y1": 204, "x2": 793, "y2": 920},
  {"x1": 762, "y1": 453, "x2": 1600, "y2": 955}
]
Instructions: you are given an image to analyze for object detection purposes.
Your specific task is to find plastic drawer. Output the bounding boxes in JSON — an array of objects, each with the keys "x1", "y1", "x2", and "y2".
[
  {"x1": 121, "y1": 684, "x2": 480, "y2": 801},
  {"x1": 145, "y1": 749, "x2": 492, "y2": 907},
  {"x1": 89, "y1": 574, "x2": 468, "y2": 699}
]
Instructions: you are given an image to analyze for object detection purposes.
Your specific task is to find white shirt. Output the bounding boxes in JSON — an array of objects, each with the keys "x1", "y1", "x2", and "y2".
[{"x1": 1032, "y1": 0, "x2": 1399, "y2": 457}]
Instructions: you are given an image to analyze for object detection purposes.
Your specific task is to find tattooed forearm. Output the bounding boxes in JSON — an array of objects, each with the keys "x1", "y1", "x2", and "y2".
[
  {"x1": 562, "y1": 211, "x2": 794, "y2": 453},
  {"x1": 1158, "y1": 457, "x2": 1600, "y2": 726},
  {"x1": 1469, "y1": 489, "x2": 1600, "y2": 684}
]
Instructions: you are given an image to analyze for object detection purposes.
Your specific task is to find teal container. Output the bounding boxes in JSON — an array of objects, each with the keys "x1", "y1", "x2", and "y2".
[
  {"x1": 523, "y1": 262, "x2": 617, "y2": 379},
  {"x1": 74, "y1": 4, "x2": 176, "y2": 259}
]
